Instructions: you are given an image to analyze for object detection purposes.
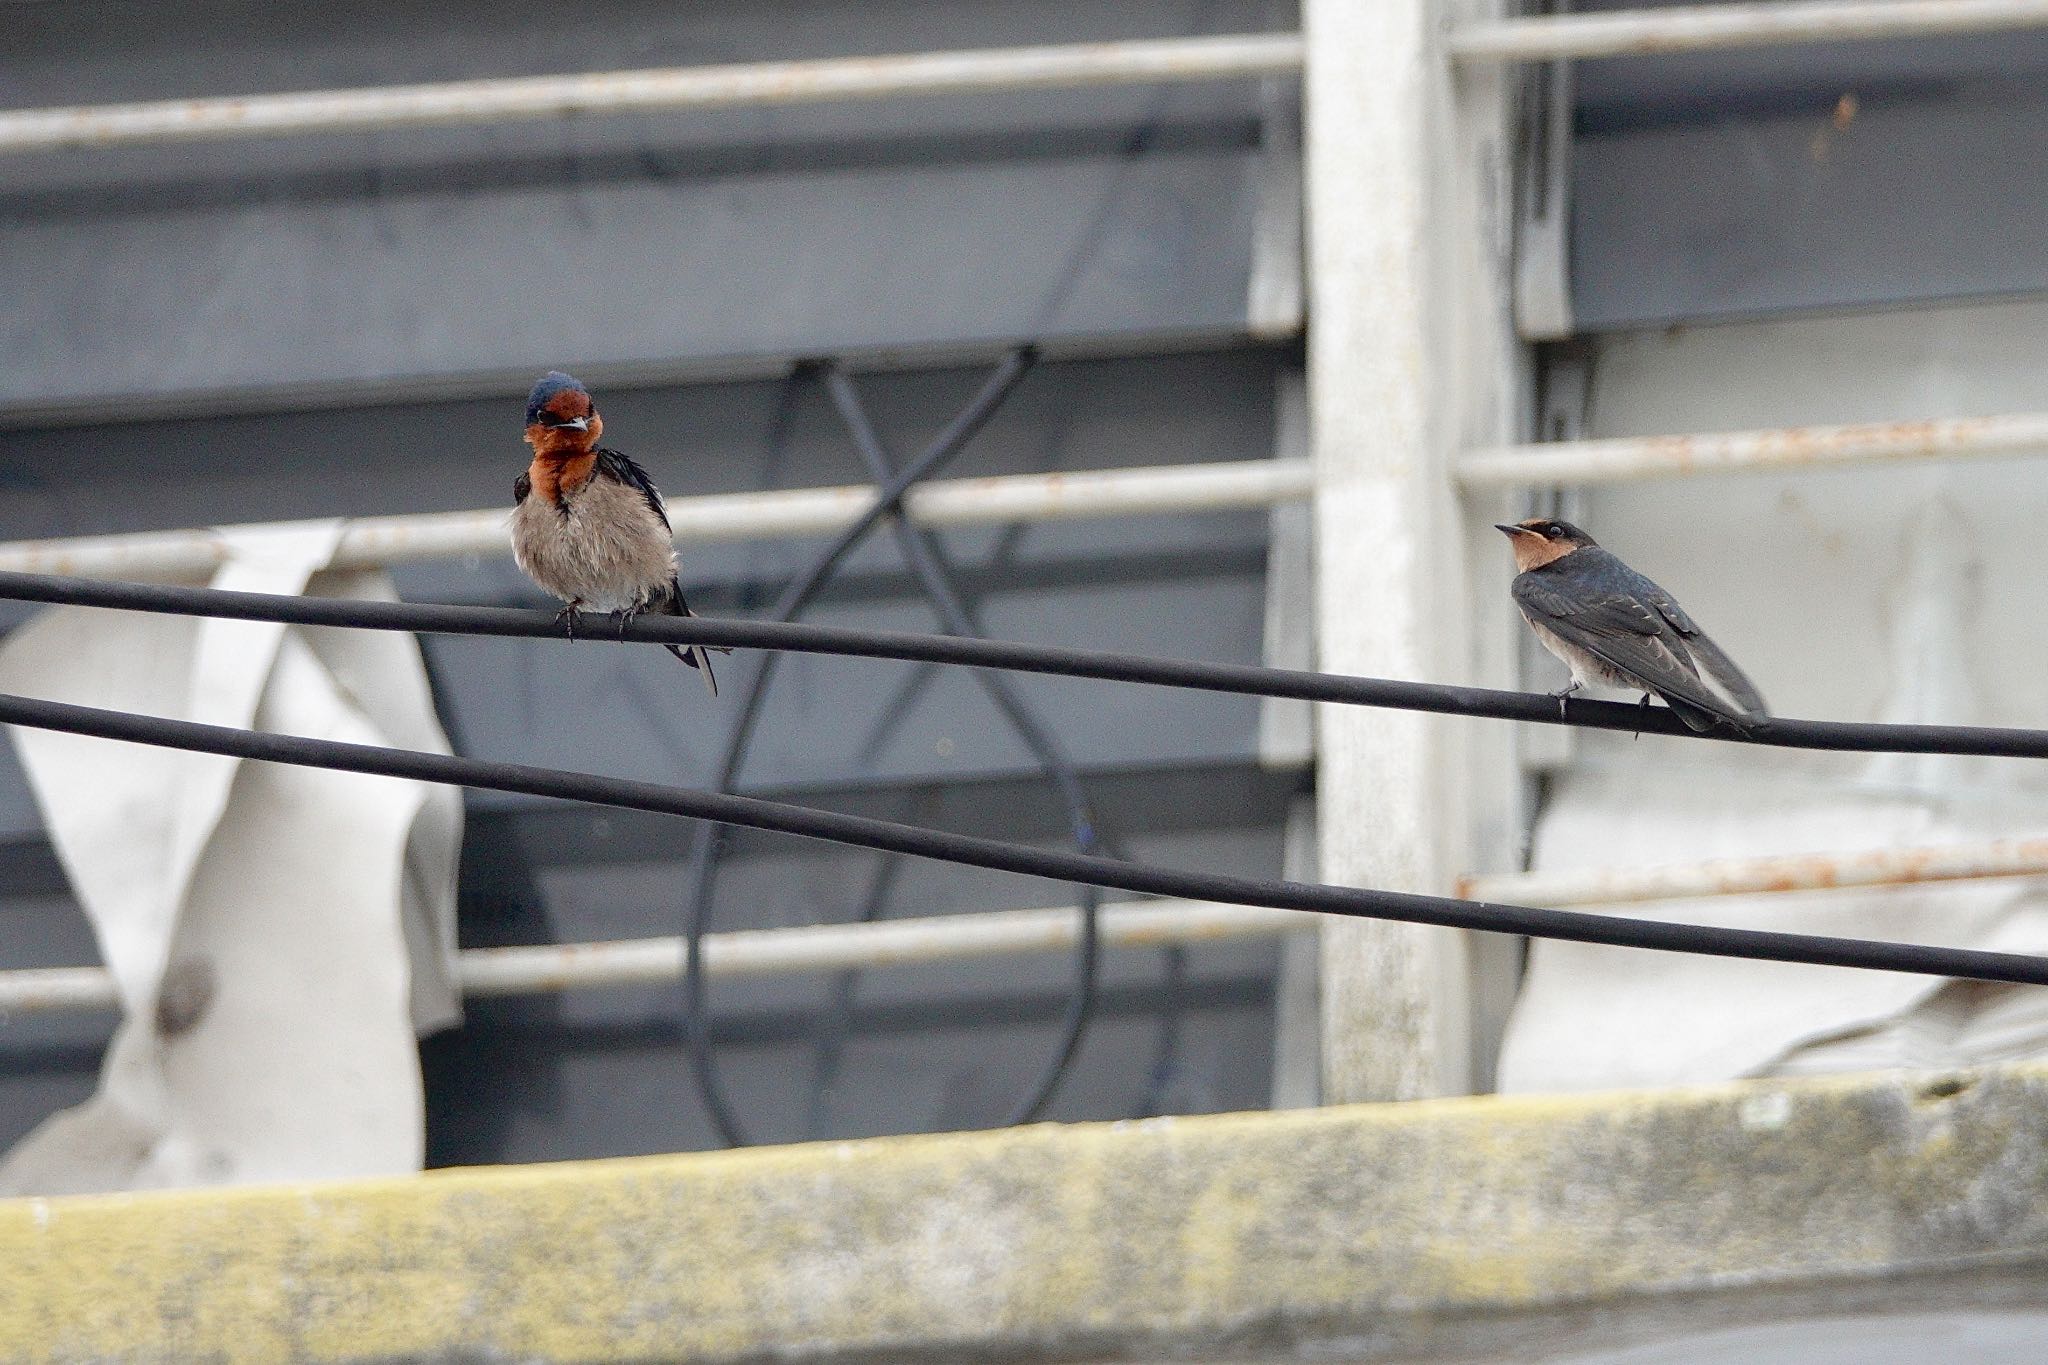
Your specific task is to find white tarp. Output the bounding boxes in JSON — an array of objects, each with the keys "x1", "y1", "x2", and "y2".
[{"x1": 0, "y1": 522, "x2": 461, "y2": 1194}]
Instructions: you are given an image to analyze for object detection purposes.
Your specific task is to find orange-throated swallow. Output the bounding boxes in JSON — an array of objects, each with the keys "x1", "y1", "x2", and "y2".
[
  {"x1": 1496, "y1": 518, "x2": 1767, "y2": 732},
  {"x1": 511, "y1": 371, "x2": 726, "y2": 695}
]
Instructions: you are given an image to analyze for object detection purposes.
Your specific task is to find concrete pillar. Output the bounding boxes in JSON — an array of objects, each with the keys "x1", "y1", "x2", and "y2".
[{"x1": 1302, "y1": 0, "x2": 1522, "y2": 1102}]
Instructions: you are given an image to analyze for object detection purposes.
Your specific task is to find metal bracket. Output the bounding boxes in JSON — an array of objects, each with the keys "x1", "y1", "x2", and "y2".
[
  {"x1": 1515, "y1": 346, "x2": 1593, "y2": 775},
  {"x1": 1258, "y1": 369, "x2": 1314, "y2": 770},
  {"x1": 1513, "y1": 41, "x2": 1575, "y2": 341},
  {"x1": 1247, "y1": 73, "x2": 1306, "y2": 340},
  {"x1": 1267, "y1": 795, "x2": 1320, "y2": 1109}
]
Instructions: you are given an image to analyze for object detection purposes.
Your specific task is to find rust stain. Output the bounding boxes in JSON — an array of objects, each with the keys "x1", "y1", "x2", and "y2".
[
  {"x1": 1644, "y1": 434, "x2": 1698, "y2": 474},
  {"x1": 1620, "y1": 415, "x2": 2012, "y2": 474},
  {"x1": 1116, "y1": 923, "x2": 1234, "y2": 948},
  {"x1": 1468, "y1": 838, "x2": 2048, "y2": 907}
]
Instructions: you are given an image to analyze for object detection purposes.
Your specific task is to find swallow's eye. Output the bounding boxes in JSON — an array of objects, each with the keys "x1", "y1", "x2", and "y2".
[{"x1": 1546, "y1": 524, "x2": 1565, "y2": 537}]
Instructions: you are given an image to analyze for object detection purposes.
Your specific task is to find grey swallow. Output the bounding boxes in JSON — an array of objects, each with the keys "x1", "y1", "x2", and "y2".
[{"x1": 1496, "y1": 518, "x2": 1767, "y2": 732}]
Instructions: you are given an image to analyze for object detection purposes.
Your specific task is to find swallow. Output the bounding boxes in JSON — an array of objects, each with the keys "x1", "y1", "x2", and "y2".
[
  {"x1": 1496, "y1": 518, "x2": 1767, "y2": 733},
  {"x1": 510, "y1": 371, "x2": 726, "y2": 695}
]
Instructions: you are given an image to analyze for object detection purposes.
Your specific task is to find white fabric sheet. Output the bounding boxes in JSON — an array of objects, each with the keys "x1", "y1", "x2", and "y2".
[{"x1": 0, "y1": 523, "x2": 461, "y2": 1194}]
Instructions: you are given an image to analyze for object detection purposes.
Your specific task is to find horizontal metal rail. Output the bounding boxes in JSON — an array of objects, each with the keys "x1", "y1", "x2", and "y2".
[
  {"x1": 12, "y1": 403, "x2": 2024, "y2": 584},
  {"x1": 0, "y1": 898, "x2": 1306, "y2": 1017},
  {"x1": 1456, "y1": 410, "x2": 2048, "y2": 488},
  {"x1": 0, "y1": 33, "x2": 1305, "y2": 156},
  {"x1": 14, "y1": 831, "x2": 2047, "y2": 1015},
  {"x1": 1460, "y1": 835, "x2": 2048, "y2": 908},
  {"x1": 1449, "y1": 0, "x2": 2048, "y2": 62},
  {"x1": 0, "y1": 457, "x2": 1313, "y2": 582},
  {"x1": 460, "y1": 898, "x2": 1301, "y2": 995}
]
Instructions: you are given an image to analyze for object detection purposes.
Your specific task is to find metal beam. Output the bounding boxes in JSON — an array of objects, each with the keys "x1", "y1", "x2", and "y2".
[
  {"x1": 1449, "y1": 0, "x2": 2048, "y2": 63},
  {"x1": 1463, "y1": 836, "x2": 2048, "y2": 909},
  {"x1": 0, "y1": 457, "x2": 1313, "y2": 582},
  {"x1": 0, "y1": 898, "x2": 1304, "y2": 1018},
  {"x1": 14, "y1": 828, "x2": 2048, "y2": 1016},
  {"x1": 1457, "y1": 411, "x2": 2048, "y2": 488},
  {"x1": 0, "y1": 33, "x2": 1305, "y2": 156},
  {"x1": 17, "y1": 404, "x2": 2031, "y2": 586}
]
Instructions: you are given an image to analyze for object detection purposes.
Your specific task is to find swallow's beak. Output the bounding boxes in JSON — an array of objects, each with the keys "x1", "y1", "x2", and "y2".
[
  {"x1": 553, "y1": 416, "x2": 590, "y2": 432},
  {"x1": 1494, "y1": 523, "x2": 1531, "y2": 537}
]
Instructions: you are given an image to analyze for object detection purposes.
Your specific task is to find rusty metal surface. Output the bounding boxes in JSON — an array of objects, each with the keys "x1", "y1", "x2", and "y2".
[
  {"x1": 0, "y1": 457, "x2": 1313, "y2": 582},
  {"x1": 0, "y1": 900, "x2": 1305, "y2": 1016},
  {"x1": 1450, "y1": 0, "x2": 2048, "y2": 63},
  {"x1": 0, "y1": 33, "x2": 1305, "y2": 155},
  {"x1": 1458, "y1": 411, "x2": 2048, "y2": 487},
  {"x1": 1461, "y1": 835, "x2": 2048, "y2": 908}
]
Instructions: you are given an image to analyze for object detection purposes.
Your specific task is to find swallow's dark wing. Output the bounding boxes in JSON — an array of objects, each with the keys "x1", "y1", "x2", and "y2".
[
  {"x1": 593, "y1": 448, "x2": 670, "y2": 531},
  {"x1": 513, "y1": 471, "x2": 531, "y2": 505},
  {"x1": 1640, "y1": 583, "x2": 1768, "y2": 717},
  {"x1": 1512, "y1": 563, "x2": 1748, "y2": 728}
]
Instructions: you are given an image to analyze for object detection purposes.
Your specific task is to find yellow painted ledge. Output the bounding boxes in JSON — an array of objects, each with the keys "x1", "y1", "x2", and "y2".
[{"x1": 5, "y1": 1068, "x2": 2048, "y2": 1363}]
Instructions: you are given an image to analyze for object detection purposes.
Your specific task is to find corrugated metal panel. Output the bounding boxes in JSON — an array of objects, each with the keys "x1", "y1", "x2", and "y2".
[
  {"x1": 1566, "y1": 11, "x2": 2048, "y2": 327},
  {"x1": 0, "y1": 0, "x2": 1294, "y2": 414}
]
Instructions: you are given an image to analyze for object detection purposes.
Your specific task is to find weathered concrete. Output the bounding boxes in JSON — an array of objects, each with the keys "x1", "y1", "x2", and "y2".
[
  {"x1": 1303, "y1": 0, "x2": 1524, "y2": 1103},
  {"x1": 4, "y1": 1068, "x2": 2048, "y2": 1363}
]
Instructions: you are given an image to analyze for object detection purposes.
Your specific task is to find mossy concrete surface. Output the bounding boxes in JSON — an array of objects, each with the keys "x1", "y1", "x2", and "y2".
[{"x1": 4, "y1": 1067, "x2": 2048, "y2": 1363}]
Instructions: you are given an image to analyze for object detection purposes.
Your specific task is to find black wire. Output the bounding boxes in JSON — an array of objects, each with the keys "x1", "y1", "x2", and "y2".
[
  {"x1": 681, "y1": 347, "x2": 1040, "y2": 1146},
  {"x1": 822, "y1": 361, "x2": 1108, "y2": 1128},
  {"x1": 4, "y1": 688, "x2": 2047, "y2": 987},
  {"x1": 3, "y1": 568, "x2": 2048, "y2": 760}
]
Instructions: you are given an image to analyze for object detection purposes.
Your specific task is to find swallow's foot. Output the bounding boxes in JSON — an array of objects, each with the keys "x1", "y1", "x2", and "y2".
[
  {"x1": 614, "y1": 606, "x2": 643, "y2": 643},
  {"x1": 1549, "y1": 681, "x2": 1582, "y2": 720},
  {"x1": 1634, "y1": 692, "x2": 1652, "y2": 739},
  {"x1": 555, "y1": 600, "x2": 583, "y2": 642}
]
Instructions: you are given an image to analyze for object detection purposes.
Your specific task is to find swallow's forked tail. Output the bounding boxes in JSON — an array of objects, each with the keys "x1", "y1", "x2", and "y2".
[
  {"x1": 1686, "y1": 632, "x2": 1769, "y2": 720},
  {"x1": 1658, "y1": 691, "x2": 1734, "y2": 734},
  {"x1": 1658, "y1": 632, "x2": 1769, "y2": 734},
  {"x1": 664, "y1": 642, "x2": 720, "y2": 697},
  {"x1": 664, "y1": 581, "x2": 731, "y2": 698}
]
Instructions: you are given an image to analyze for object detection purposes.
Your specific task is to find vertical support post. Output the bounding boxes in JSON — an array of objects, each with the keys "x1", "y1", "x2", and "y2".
[
  {"x1": 1303, "y1": 0, "x2": 1521, "y2": 1102},
  {"x1": 1268, "y1": 796, "x2": 1323, "y2": 1109},
  {"x1": 1258, "y1": 371, "x2": 1315, "y2": 770}
]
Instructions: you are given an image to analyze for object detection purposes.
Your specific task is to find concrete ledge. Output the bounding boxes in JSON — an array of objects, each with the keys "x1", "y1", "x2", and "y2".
[{"x1": 5, "y1": 1067, "x2": 2048, "y2": 1363}]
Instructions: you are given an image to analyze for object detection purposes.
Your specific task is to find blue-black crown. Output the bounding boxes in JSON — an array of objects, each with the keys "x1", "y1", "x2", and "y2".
[{"x1": 525, "y1": 371, "x2": 588, "y2": 426}]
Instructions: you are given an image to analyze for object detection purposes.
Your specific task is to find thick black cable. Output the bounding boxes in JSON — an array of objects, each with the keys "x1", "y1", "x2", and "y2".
[
  {"x1": 4, "y1": 689, "x2": 2048, "y2": 987},
  {"x1": 823, "y1": 361, "x2": 1107, "y2": 1128},
  {"x1": 682, "y1": 347, "x2": 1040, "y2": 1146},
  {"x1": 4, "y1": 567, "x2": 2047, "y2": 760}
]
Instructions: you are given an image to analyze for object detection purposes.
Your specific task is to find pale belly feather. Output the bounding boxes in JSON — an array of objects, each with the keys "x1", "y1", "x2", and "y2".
[
  {"x1": 511, "y1": 476, "x2": 677, "y2": 612},
  {"x1": 1524, "y1": 616, "x2": 1637, "y2": 691}
]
